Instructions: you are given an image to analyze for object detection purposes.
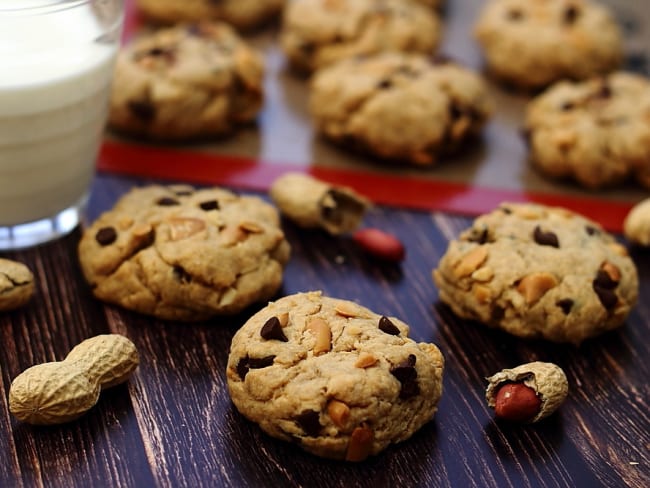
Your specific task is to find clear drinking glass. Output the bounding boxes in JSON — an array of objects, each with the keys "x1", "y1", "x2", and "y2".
[{"x1": 0, "y1": 0, "x2": 124, "y2": 249}]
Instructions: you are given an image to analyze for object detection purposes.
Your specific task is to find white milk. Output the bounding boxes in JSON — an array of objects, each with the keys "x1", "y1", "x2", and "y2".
[{"x1": 0, "y1": 1, "x2": 120, "y2": 229}]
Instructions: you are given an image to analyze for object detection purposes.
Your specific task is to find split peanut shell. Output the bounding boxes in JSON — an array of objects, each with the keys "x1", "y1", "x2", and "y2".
[
  {"x1": 485, "y1": 361, "x2": 568, "y2": 423},
  {"x1": 270, "y1": 173, "x2": 370, "y2": 235}
]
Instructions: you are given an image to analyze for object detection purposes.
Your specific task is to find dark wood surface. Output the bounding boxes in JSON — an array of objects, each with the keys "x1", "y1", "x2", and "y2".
[{"x1": 1, "y1": 173, "x2": 649, "y2": 488}]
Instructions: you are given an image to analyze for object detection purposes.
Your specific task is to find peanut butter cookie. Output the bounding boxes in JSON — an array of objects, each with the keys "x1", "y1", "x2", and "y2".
[
  {"x1": 78, "y1": 185, "x2": 291, "y2": 321},
  {"x1": 226, "y1": 291, "x2": 445, "y2": 461},
  {"x1": 433, "y1": 202, "x2": 638, "y2": 344}
]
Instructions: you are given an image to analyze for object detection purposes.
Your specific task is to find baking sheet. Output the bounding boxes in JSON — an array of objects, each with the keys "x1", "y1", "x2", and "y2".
[{"x1": 100, "y1": 0, "x2": 650, "y2": 231}]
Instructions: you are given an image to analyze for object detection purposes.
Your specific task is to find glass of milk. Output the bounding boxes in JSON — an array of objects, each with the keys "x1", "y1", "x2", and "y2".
[{"x1": 0, "y1": 0, "x2": 124, "y2": 249}]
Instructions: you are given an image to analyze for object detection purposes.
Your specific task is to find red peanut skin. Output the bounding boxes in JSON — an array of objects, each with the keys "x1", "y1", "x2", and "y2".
[
  {"x1": 494, "y1": 383, "x2": 541, "y2": 422},
  {"x1": 352, "y1": 228, "x2": 406, "y2": 262}
]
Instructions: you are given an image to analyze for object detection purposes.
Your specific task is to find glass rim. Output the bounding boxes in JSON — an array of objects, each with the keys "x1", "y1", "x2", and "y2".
[{"x1": 0, "y1": 1, "x2": 100, "y2": 15}]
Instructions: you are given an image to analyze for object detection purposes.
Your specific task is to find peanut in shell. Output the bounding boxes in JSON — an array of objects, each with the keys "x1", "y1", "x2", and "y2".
[{"x1": 485, "y1": 361, "x2": 568, "y2": 423}]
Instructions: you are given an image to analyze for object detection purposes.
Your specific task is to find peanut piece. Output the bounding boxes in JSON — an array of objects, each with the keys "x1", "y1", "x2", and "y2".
[
  {"x1": 608, "y1": 242, "x2": 628, "y2": 257},
  {"x1": 327, "y1": 399, "x2": 350, "y2": 429},
  {"x1": 168, "y1": 218, "x2": 206, "y2": 241},
  {"x1": 9, "y1": 334, "x2": 139, "y2": 425},
  {"x1": 454, "y1": 246, "x2": 488, "y2": 278},
  {"x1": 307, "y1": 318, "x2": 331, "y2": 355},
  {"x1": 239, "y1": 221, "x2": 263, "y2": 234},
  {"x1": 600, "y1": 261, "x2": 621, "y2": 283},
  {"x1": 516, "y1": 272, "x2": 558, "y2": 304},
  {"x1": 277, "y1": 311, "x2": 289, "y2": 327},
  {"x1": 473, "y1": 284, "x2": 492, "y2": 304},
  {"x1": 345, "y1": 425, "x2": 374, "y2": 462},
  {"x1": 355, "y1": 352, "x2": 378, "y2": 368},
  {"x1": 334, "y1": 301, "x2": 359, "y2": 318},
  {"x1": 220, "y1": 224, "x2": 246, "y2": 246}
]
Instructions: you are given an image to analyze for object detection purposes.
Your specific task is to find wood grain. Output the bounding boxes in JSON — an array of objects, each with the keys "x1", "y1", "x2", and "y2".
[{"x1": 0, "y1": 174, "x2": 648, "y2": 488}]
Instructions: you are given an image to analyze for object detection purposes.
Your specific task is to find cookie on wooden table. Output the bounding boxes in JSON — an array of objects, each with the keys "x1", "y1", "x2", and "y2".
[
  {"x1": 135, "y1": 0, "x2": 285, "y2": 31},
  {"x1": 474, "y1": 0, "x2": 622, "y2": 90},
  {"x1": 280, "y1": 0, "x2": 442, "y2": 74},
  {"x1": 309, "y1": 52, "x2": 492, "y2": 166},
  {"x1": 433, "y1": 203, "x2": 638, "y2": 344},
  {"x1": 524, "y1": 72, "x2": 650, "y2": 189},
  {"x1": 226, "y1": 291, "x2": 445, "y2": 461},
  {"x1": 109, "y1": 22, "x2": 264, "y2": 141},
  {"x1": 78, "y1": 185, "x2": 291, "y2": 321}
]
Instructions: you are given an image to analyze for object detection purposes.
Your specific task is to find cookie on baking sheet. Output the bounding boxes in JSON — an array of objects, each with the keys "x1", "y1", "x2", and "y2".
[
  {"x1": 624, "y1": 198, "x2": 650, "y2": 247},
  {"x1": 280, "y1": 0, "x2": 442, "y2": 74},
  {"x1": 108, "y1": 22, "x2": 264, "y2": 141},
  {"x1": 474, "y1": 0, "x2": 622, "y2": 90},
  {"x1": 226, "y1": 291, "x2": 444, "y2": 461},
  {"x1": 0, "y1": 259, "x2": 35, "y2": 312},
  {"x1": 309, "y1": 52, "x2": 492, "y2": 166},
  {"x1": 524, "y1": 72, "x2": 650, "y2": 189},
  {"x1": 135, "y1": 0, "x2": 285, "y2": 31},
  {"x1": 432, "y1": 202, "x2": 639, "y2": 344},
  {"x1": 78, "y1": 185, "x2": 291, "y2": 321}
]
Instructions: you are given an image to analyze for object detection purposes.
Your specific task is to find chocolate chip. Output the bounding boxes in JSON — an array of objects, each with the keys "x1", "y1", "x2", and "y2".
[
  {"x1": 377, "y1": 79, "x2": 392, "y2": 90},
  {"x1": 563, "y1": 5, "x2": 580, "y2": 25},
  {"x1": 235, "y1": 355, "x2": 276, "y2": 380},
  {"x1": 199, "y1": 200, "x2": 220, "y2": 211},
  {"x1": 491, "y1": 305, "x2": 505, "y2": 321},
  {"x1": 128, "y1": 100, "x2": 156, "y2": 122},
  {"x1": 95, "y1": 226, "x2": 117, "y2": 246},
  {"x1": 174, "y1": 189, "x2": 193, "y2": 196},
  {"x1": 260, "y1": 316, "x2": 288, "y2": 342},
  {"x1": 390, "y1": 354, "x2": 419, "y2": 399},
  {"x1": 507, "y1": 8, "x2": 523, "y2": 20},
  {"x1": 173, "y1": 265, "x2": 192, "y2": 283},
  {"x1": 593, "y1": 269, "x2": 618, "y2": 289},
  {"x1": 585, "y1": 225, "x2": 600, "y2": 236},
  {"x1": 560, "y1": 101, "x2": 575, "y2": 111},
  {"x1": 533, "y1": 226, "x2": 559, "y2": 248},
  {"x1": 294, "y1": 410, "x2": 321, "y2": 437},
  {"x1": 593, "y1": 286, "x2": 618, "y2": 310},
  {"x1": 467, "y1": 226, "x2": 489, "y2": 244},
  {"x1": 556, "y1": 298, "x2": 574, "y2": 314},
  {"x1": 378, "y1": 316, "x2": 400, "y2": 335},
  {"x1": 500, "y1": 206, "x2": 512, "y2": 215},
  {"x1": 596, "y1": 82, "x2": 612, "y2": 99},
  {"x1": 156, "y1": 197, "x2": 180, "y2": 206}
]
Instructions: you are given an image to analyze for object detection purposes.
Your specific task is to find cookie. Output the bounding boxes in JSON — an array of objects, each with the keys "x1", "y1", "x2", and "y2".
[
  {"x1": 109, "y1": 22, "x2": 264, "y2": 141},
  {"x1": 78, "y1": 185, "x2": 291, "y2": 321},
  {"x1": 0, "y1": 259, "x2": 35, "y2": 312},
  {"x1": 309, "y1": 52, "x2": 492, "y2": 165},
  {"x1": 135, "y1": 0, "x2": 285, "y2": 31},
  {"x1": 269, "y1": 173, "x2": 370, "y2": 235},
  {"x1": 524, "y1": 72, "x2": 650, "y2": 189},
  {"x1": 280, "y1": 0, "x2": 442, "y2": 74},
  {"x1": 226, "y1": 291, "x2": 445, "y2": 461},
  {"x1": 432, "y1": 202, "x2": 638, "y2": 344},
  {"x1": 474, "y1": 0, "x2": 622, "y2": 90},
  {"x1": 624, "y1": 198, "x2": 650, "y2": 247}
]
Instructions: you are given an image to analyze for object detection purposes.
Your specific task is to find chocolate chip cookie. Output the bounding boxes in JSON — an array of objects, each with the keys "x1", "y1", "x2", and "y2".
[
  {"x1": 309, "y1": 52, "x2": 492, "y2": 166},
  {"x1": 78, "y1": 185, "x2": 291, "y2": 321},
  {"x1": 433, "y1": 203, "x2": 639, "y2": 344},
  {"x1": 135, "y1": 0, "x2": 285, "y2": 31},
  {"x1": 280, "y1": 0, "x2": 442, "y2": 74},
  {"x1": 524, "y1": 72, "x2": 650, "y2": 189},
  {"x1": 624, "y1": 198, "x2": 650, "y2": 247},
  {"x1": 109, "y1": 21, "x2": 264, "y2": 141},
  {"x1": 226, "y1": 291, "x2": 445, "y2": 461},
  {"x1": 474, "y1": 0, "x2": 622, "y2": 90}
]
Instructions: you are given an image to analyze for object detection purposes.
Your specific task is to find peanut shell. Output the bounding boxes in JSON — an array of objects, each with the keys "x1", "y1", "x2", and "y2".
[
  {"x1": 485, "y1": 361, "x2": 568, "y2": 423},
  {"x1": 0, "y1": 258, "x2": 35, "y2": 312}
]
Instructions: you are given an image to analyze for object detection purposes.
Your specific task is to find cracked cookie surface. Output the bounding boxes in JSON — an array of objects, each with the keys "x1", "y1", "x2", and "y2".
[
  {"x1": 524, "y1": 72, "x2": 650, "y2": 189},
  {"x1": 433, "y1": 203, "x2": 638, "y2": 344},
  {"x1": 281, "y1": 0, "x2": 442, "y2": 74},
  {"x1": 309, "y1": 52, "x2": 491, "y2": 165},
  {"x1": 78, "y1": 185, "x2": 291, "y2": 321},
  {"x1": 226, "y1": 291, "x2": 444, "y2": 461},
  {"x1": 474, "y1": 0, "x2": 622, "y2": 90},
  {"x1": 135, "y1": 0, "x2": 285, "y2": 31},
  {"x1": 109, "y1": 21, "x2": 264, "y2": 141}
]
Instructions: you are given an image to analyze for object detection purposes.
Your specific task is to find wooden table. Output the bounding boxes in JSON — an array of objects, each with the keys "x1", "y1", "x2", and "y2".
[{"x1": 0, "y1": 172, "x2": 648, "y2": 488}]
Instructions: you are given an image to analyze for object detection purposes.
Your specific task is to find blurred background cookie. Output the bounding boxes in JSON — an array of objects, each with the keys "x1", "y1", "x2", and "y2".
[
  {"x1": 280, "y1": 0, "x2": 442, "y2": 74},
  {"x1": 309, "y1": 52, "x2": 492, "y2": 166},
  {"x1": 474, "y1": 0, "x2": 622, "y2": 90},
  {"x1": 109, "y1": 22, "x2": 265, "y2": 141},
  {"x1": 524, "y1": 72, "x2": 650, "y2": 189},
  {"x1": 135, "y1": 0, "x2": 285, "y2": 31}
]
